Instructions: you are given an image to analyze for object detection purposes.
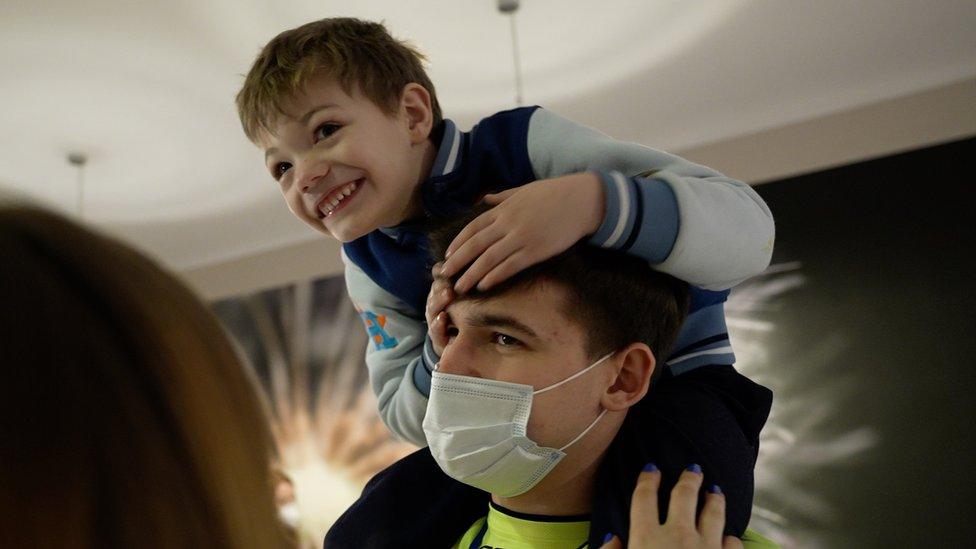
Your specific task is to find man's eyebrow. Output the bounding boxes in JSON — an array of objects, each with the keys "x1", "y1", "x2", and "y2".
[
  {"x1": 264, "y1": 147, "x2": 278, "y2": 162},
  {"x1": 469, "y1": 313, "x2": 540, "y2": 340}
]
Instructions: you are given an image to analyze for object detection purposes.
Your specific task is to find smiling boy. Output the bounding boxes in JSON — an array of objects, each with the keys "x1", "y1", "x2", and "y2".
[
  {"x1": 259, "y1": 75, "x2": 435, "y2": 241},
  {"x1": 236, "y1": 17, "x2": 774, "y2": 536}
]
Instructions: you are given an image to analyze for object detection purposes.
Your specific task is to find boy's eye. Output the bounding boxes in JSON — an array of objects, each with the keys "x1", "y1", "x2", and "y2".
[
  {"x1": 313, "y1": 123, "x2": 341, "y2": 141},
  {"x1": 271, "y1": 162, "x2": 292, "y2": 180},
  {"x1": 492, "y1": 333, "x2": 521, "y2": 347}
]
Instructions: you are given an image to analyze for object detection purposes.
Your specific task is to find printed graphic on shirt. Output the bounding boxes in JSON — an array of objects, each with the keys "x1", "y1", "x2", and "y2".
[{"x1": 357, "y1": 308, "x2": 399, "y2": 350}]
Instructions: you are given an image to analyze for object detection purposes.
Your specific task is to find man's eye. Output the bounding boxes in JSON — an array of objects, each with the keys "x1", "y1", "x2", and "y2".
[
  {"x1": 445, "y1": 326, "x2": 459, "y2": 340},
  {"x1": 492, "y1": 333, "x2": 521, "y2": 347},
  {"x1": 272, "y1": 162, "x2": 292, "y2": 180},
  {"x1": 313, "y1": 123, "x2": 341, "y2": 141}
]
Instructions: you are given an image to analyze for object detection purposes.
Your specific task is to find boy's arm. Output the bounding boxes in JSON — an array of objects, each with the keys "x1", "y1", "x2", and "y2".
[
  {"x1": 440, "y1": 108, "x2": 774, "y2": 291},
  {"x1": 527, "y1": 108, "x2": 774, "y2": 290},
  {"x1": 342, "y1": 251, "x2": 436, "y2": 447}
]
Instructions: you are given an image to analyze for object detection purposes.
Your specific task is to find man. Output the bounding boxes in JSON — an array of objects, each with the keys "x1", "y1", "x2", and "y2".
[{"x1": 325, "y1": 210, "x2": 774, "y2": 548}]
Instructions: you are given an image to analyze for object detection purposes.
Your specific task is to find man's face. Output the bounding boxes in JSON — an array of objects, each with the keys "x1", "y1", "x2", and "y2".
[
  {"x1": 439, "y1": 281, "x2": 610, "y2": 450},
  {"x1": 260, "y1": 77, "x2": 423, "y2": 242}
]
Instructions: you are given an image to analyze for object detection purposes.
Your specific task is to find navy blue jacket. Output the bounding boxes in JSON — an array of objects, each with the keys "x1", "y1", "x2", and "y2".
[{"x1": 325, "y1": 364, "x2": 772, "y2": 548}]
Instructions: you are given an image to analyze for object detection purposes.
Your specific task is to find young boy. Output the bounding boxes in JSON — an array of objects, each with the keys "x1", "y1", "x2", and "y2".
[{"x1": 236, "y1": 17, "x2": 773, "y2": 537}]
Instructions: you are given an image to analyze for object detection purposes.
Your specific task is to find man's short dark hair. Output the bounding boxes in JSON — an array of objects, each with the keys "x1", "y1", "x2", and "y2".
[{"x1": 427, "y1": 206, "x2": 690, "y2": 374}]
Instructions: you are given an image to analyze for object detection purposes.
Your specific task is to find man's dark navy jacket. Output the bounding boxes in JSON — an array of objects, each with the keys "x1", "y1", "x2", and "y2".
[{"x1": 325, "y1": 364, "x2": 771, "y2": 548}]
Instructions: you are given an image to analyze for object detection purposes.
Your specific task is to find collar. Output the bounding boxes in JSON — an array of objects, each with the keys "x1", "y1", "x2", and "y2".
[
  {"x1": 429, "y1": 118, "x2": 462, "y2": 178},
  {"x1": 484, "y1": 500, "x2": 590, "y2": 543},
  {"x1": 377, "y1": 221, "x2": 427, "y2": 240},
  {"x1": 380, "y1": 118, "x2": 463, "y2": 240}
]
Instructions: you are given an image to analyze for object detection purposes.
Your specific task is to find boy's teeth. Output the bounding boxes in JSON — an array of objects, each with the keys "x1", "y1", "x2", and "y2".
[{"x1": 319, "y1": 180, "x2": 361, "y2": 216}]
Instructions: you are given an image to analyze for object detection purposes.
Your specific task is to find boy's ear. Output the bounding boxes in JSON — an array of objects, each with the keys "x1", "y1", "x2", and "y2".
[
  {"x1": 601, "y1": 343, "x2": 656, "y2": 412},
  {"x1": 400, "y1": 83, "x2": 434, "y2": 144}
]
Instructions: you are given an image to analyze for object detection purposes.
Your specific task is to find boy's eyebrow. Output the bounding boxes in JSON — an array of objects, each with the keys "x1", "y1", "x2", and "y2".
[
  {"x1": 468, "y1": 313, "x2": 540, "y2": 340},
  {"x1": 263, "y1": 104, "x2": 340, "y2": 161},
  {"x1": 299, "y1": 103, "x2": 339, "y2": 124}
]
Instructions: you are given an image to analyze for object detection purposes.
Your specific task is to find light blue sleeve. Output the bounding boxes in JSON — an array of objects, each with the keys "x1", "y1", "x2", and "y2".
[
  {"x1": 341, "y1": 250, "x2": 437, "y2": 447},
  {"x1": 526, "y1": 108, "x2": 774, "y2": 290}
]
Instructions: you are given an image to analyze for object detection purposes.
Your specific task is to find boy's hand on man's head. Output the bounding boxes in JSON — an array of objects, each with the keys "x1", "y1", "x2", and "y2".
[
  {"x1": 439, "y1": 173, "x2": 605, "y2": 294},
  {"x1": 426, "y1": 263, "x2": 455, "y2": 356}
]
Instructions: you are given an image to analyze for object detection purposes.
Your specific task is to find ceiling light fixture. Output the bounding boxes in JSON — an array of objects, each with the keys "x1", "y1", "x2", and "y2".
[
  {"x1": 497, "y1": 0, "x2": 524, "y2": 106},
  {"x1": 67, "y1": 152, "x2": 88, "y2": 219}
]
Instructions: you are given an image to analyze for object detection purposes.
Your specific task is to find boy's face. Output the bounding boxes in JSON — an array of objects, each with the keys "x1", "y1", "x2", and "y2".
[{"x1": 260, "y1": 77, "x2": 427, "y2": 241}]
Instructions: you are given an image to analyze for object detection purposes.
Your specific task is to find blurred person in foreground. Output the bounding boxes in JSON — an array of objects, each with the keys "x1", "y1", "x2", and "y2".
[{"x1": 0, "y1": 203, "x2": 292, "y2": 549}]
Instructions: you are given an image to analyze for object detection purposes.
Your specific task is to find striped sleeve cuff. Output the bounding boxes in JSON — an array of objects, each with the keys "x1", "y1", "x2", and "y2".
[
  {"x1": 665, "y1": 302, "x2": 735, "y2": 375},
  {"x1": 588, "y1": 170, "x2": 680, "y2": 264},
  {"x1": 411, "y1": 335, "x2": 440, "y2": 397}
]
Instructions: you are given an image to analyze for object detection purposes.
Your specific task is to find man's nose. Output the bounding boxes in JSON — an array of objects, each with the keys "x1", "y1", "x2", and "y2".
[{"x1": 436, "y1": 339, "x2": 481, "y2": 378}]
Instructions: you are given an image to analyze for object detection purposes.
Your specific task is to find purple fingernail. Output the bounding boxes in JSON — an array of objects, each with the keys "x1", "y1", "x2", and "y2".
[
  {"x1": 686, "y1": 463, "x2": 702, "y2": 474},
  {"x1": 642, "y1": 462, "x2": 658, "y2": 473},
  {"x1": 602, "y1": 533, "x2": 613, "y2": 544},
  {"x1": 709, "y1": 484, "x2": 722, "y2": 494}
]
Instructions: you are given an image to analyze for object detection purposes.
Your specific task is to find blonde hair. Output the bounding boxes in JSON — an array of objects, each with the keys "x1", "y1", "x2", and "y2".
[
  {"x1": 0, "y1": 205, "x2": 291, "y2": 548},
  {"x1": 236, "y1": 17, "x2": 442, "y2": 142}
]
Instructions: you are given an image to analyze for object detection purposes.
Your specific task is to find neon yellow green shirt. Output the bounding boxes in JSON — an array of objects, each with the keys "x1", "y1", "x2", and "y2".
[{"x1": 453, "y1": 502, "x2": 780, "y2": 548}]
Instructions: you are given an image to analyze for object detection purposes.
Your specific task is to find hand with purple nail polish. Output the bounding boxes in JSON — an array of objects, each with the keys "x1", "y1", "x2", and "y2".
[{"x1": 598, "y1": 463, "x2": 743, "y2": 549}]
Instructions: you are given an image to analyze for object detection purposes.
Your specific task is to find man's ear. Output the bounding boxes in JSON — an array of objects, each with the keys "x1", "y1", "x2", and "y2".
[
  {"x1": 601, "y1": 343, "x2": 656, "y2": 412},
  {"x1": 399, "y1": 83, "x2": 434, "y2": 144}
]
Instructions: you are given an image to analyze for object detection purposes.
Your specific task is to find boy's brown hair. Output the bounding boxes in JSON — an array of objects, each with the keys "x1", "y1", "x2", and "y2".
[{"x1": 236, "y1": 17, "x2": 442, "y2": 142}]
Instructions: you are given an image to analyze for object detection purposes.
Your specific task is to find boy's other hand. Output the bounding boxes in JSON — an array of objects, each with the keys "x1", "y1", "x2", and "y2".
[
  {"x1": 440, "y1": 173, "x2": 604, "y2": 294},
  {"x1": 426, "y1": 263, "x2": 454, "y2": 356},
  {"x1": 598, "y1": 464, "x2": 742, "y2": 549}
]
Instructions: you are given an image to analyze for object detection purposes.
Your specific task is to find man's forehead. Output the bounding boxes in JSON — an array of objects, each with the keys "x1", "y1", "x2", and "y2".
[{"x1": 448, "y1": 283, "x2": 581, "y2": 343}]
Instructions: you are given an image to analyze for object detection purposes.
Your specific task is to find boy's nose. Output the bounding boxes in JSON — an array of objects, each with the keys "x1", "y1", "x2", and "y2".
[
  {"x1": 300, "y1": 173, "x2": 324, "y2": 193},
  {"x1": 298, "y1": 162, "x2": 330, "y2": 193}
]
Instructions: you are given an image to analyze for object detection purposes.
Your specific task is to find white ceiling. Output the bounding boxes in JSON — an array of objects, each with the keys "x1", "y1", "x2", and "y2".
[{"x1": 1, "y1": 0, "x2": 975, "y2": 269}]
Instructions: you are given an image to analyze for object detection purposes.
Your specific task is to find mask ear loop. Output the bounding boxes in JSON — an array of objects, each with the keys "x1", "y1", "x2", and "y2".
[
  {"x1": 533, "y1": 352, "x2": 614, "y2": 396},
  {"x1": 558, "y1": 409, "x2": 608, "y2": 451},
  {"x1": 536, "y1": 352, "x2": 614, "y2": 451}
]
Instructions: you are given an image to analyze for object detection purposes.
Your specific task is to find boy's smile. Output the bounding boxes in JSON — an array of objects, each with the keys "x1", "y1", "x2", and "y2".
[
  {"x1": 260, "y1": 76, "x2": 436, "y2": 241},
  {"x1": 315, "y1": 177, "x2": 362, "y2": 220}
]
